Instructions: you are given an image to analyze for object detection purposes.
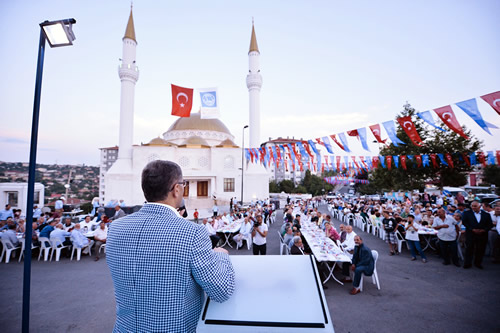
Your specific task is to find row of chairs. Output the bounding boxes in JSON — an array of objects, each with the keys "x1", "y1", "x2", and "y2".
[{"x1": 0, "y1": 237, "x2": 105, "y2": 263}]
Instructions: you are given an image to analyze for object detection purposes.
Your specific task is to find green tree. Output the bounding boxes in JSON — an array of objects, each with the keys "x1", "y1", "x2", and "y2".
[
  {"x1": 482, "y1": 165, "x2": 500, "y2": 194},
  {"x1": 269, "y1": 181, "x2": 280, "y2": 193},
  {"x1": 369, "y1": 102, "x2": 482, "y2": 191}
]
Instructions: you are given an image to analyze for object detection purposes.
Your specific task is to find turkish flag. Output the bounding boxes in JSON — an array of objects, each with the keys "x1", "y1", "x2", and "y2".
[
  {"x1": 445, "y1": 153, "x2": 454, "y2": 168},
  {"x1": 336, "y1": 156, "x2": 341, "y2": 170},
  {"x1": 480, "y1": 91, "x2": 500, "y2": 116},
  {"x1": 462, "y1": 153, "x2": 470, "y2": 166},
  {"x1": 330, "y1": 134, "x2": 346, "y2": 151},
  {"x1": 401, "y1": 155, "x2": 407, "y2": 170},
  {"x1": 171, "y1": 84, "x2": 193, "y2": 117},
  {"x1": 496, "y1": 150, "x2": 500, "y2": 165},
  {"x1": 372, "y1": 156, "x2": 379, "y2": 168},
  {"x1": 369, "y1": 124, "x2": 386, "y2": 143},
  {"x1": 347, "y1": 130, "x2": 359, "y2": 137},
  {"x1": 430, "y1": 154, "x2": 438, "y2": 168},
  {"x1": 478, "y1": 152, "x2": 486, "y2": 166},
  {"x1": 433, "y1": 105, "x2": 468, "y2": 139},
  {"x1": 386, "y1": 156, "x2": 392, "y2": 170},
  {"x1": 415, "y1": 155, "x2": 422, "y2": 168},
  {"x1": 397, "y1": 116, "x2": 423, "y2": 146}
]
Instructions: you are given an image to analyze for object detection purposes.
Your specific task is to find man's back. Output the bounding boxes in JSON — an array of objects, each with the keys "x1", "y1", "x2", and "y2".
[{"x1": 107, "y1": 203, "x2": 235, "y2": 332}]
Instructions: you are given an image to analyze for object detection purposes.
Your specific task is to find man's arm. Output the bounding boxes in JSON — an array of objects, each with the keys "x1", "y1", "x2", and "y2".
[{"x1": 190, "y1": 226, "x2": 235, "y2": 303}]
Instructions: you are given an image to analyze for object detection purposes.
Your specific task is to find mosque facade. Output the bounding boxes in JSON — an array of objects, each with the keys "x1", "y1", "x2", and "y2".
[{"x1": 99, "y1": 8, "x2": 269, "y2": 212}]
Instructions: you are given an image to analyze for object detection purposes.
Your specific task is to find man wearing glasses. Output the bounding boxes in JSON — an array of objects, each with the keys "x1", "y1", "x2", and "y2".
[{"x1": 107, "y1": 160, "x2": 235, "y2": 332}]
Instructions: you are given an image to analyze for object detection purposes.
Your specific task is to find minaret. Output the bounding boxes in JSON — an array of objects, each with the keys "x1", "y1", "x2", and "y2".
[
  {"x1": 246, "y1": 21, "x2": 263, "y2": 149},
  {"x1": 117, "y1": 7, "x2": 139, "y2": 162}
]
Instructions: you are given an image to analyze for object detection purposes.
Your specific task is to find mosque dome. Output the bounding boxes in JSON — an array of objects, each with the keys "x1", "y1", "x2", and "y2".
[
  {"x1": 144, "y1": 137, "x2": 171, "y2": 146},
  {"x1": 163, "y1": 112, "x2": 235, "y2": 147}
]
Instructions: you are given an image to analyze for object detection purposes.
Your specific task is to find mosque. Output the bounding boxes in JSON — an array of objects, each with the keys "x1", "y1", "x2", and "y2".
[{"x1": 99, "y1": 8, "x2": 269, "y2": 213}]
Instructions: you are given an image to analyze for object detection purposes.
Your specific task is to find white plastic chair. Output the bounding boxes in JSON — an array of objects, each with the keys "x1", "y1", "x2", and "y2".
[
  {"x1": 71, "y1": 240, "x2": 93, "y2": 261},
  {"x1": 18, "y1": 239, "x2": 39, "y2": 262},
  {"x1": 359, "y1": 250, "x2": 380, "y2": 291},
  {"x1": 236, "y1": 234, "x2": 252, "y2": 251},
  {"x1": 278, "y1": 231, "x2": 288, "y2": 255},
  {"x1": 99, "y1": 243, "x2": 106, "y2": 254},
  {"x1": 38, "y1": 237, "x2": 52, "y2": 261},
  {"x1": 0, "y1": 238, "x2": 21, "y2": 263},
  {"x1": 49, "y1": 237, "x2": 69, "y2": 262},
  {"x1": 395, "y1": 230, "x2": 408, "y2": 253}
]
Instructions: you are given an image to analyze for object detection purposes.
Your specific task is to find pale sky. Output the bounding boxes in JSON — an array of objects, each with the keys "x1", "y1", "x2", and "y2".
[{"x1": 1, "y1": 0, "x2": 499, "y2": 166}]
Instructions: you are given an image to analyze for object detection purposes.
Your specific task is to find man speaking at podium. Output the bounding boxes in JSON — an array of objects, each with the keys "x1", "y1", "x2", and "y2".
[{"x1": 107, "y1": 160, "x2": 235, "y2": 332}]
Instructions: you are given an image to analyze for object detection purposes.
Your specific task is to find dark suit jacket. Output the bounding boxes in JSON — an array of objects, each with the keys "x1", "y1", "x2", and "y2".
[
  {"x1": 352, "y1": 244, "x2": 374, "y2": 275},
  {"x1": 290, "y1": 244, "x2": 304, "y2": 255},
  {"x1": 462, "y1": 210, "x2": 492, "y2": 239}
]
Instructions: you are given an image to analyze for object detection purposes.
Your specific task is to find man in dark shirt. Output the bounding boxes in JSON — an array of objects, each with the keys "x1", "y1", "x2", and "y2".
[
  {"x1": 350, "y1": 235, "x2": 374, "y2": 295},
  {"x1": 462, "y1": 200, "x2": 493, "y2": 269},
  {"x1": 293, "y1": 214, "x2": 301, "y2": 230},
  {"x1": 382, "y1": 211, "x2": 397, "y2": 255},
  {"x1": 290, "y1": 236, "x2": 305, "y2": 255}
]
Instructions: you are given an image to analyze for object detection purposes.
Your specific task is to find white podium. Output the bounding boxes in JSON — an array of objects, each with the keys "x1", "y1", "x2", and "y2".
[{"x1": 197, "y1": 255, "x2": 334, "y2": 332}]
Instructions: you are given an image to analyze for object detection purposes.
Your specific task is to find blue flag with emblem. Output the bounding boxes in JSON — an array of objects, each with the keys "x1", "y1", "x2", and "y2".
[
  {"x1": 393, "y1": 155, "x2": 399, "y2": 168},
  {"x1": 198, "y1": 87, "x2": 220, "y2": 119},
  {"x1": 417, "y1": 111, "x2": 446, "y2": 132},
  {"x1": 422, "y1": 154, "x2": 430, "y2": 167},
  {"x1": 308, "y1": 140, "x2": 320, "y2": 155},
  {"x1": 456, "y1": 98, "x2": 491, "y2": 135},
  {"x1": 382, "y1": 120, "x2": 405, "y2": 146},
  {"x1": 338, "y1": 133, "x2": 351, "y2": 153}
]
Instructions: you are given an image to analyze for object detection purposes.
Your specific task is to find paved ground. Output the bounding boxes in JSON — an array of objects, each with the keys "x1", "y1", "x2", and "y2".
[{"x1": 1, "y1": 205, "x2": 499, "y2": 332}]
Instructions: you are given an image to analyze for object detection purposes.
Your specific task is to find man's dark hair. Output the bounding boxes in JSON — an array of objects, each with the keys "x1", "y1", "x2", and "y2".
[{"x1": 141, "y1": 160, "x2": 182, "y2": 202}]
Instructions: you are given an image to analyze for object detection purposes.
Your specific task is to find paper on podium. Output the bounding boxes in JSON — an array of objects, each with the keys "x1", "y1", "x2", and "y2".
[{"x1": 197, "y1": 255, "x2": 334, "y2": 332}]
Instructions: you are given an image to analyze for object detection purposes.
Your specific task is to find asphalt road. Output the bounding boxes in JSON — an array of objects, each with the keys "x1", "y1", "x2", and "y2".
[{"x1": 1, "y1": 205, "x2": 499, "y2": 333}]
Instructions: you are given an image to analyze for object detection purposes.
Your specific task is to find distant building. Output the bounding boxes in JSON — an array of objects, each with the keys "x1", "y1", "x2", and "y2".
[
  {"x1": 0, "y1": 182, "x2": 45, "y2": 214},
  {"x1": 98, "y1": 146, "x2": 118, "y2": 204}
]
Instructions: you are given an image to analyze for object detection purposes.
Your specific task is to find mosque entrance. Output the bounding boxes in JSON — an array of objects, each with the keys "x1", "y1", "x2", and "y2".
[{"x1": 197, "y1": 181, "x2": 208, "y2": 197}]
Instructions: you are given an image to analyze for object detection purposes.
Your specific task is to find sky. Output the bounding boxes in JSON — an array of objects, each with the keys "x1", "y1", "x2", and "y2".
[{"x1": 0, "y1": 0, "x2": 499, "y2": 166}]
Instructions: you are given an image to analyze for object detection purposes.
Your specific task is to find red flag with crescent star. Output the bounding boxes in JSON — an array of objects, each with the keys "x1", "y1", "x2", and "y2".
[
  {"x1": 369, "y1": 124, "x2": 386, "y2": 144},
  {"x1": 330, "y1": 134, "x2": 346, "y2": 151},
  {"x1": 415, "y1": 155, "x2": 422, "y2": 168},
  {"x1": 480, "y1": 91, "x2": 500, "y2": 116},
  {"x1": 462, "y1": 153, "x2": 470, "y2": 167},
  {"x1": 433, "y1": 105, "x2": 468, "y2": 139},
  {"x1": 171, "y1": 84, "x2": 193, "y2": 117},
  {"x1": 397, "y1": 116, "x2": 423, "y2": 146},
  {"x1": 430, "y1": 154, "x2": 438, "y2": 168},
  {"x1": 336, "y1": 156, "x2": 341, "y2": 170},
  {"x1": 385, "y1": 156, "x2": 392, "y2": 170},
  {"x1": 445, "y1": 153, "x2": 454, "y2": 168},
  {"x1": 400, "y1": 155, "x2": 407, "y2": 170},
  {"x1": 496, "y1": 150, "x2": 500, "y2": 165}
]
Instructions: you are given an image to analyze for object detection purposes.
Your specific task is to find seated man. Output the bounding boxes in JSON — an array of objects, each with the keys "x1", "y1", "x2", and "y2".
[
  {"x1": 288, "y1": 230, "x2": 301, "y2": 249},
  {"x1": 1, "y1": 223, "x2": 20, "y2": 247},
  {"x1": 71, "y1": 223, "x2": 94, "y2": 253},
  {"x1": 341, "y1": 225, "x2": 357, "y2": 282},
  {"x1": 39, "y1": 220, "x2": 57, "y2": 239},
  {"x1": 282, "y1": 226, "x2": 294, "y2": 247},
  {"x1": 93, "y1": 222, "x2": 108, "y2": 261},
  {"x1": 50, "y1": 223, "x2": 72, "y2": 247},
  {"x1": 349, "y1": 235, "x2": 374, "y2": 295},
  {"x1": 234, "y1": 216, "x2": 252, "y2": 249},
  {"x1": 62, "y1": 217, "x2": 75, "y2": 232},
  {"x1": 79, "y1": 216, "x2": 95, "y2": 232},
  {"x1": 203, "y1": 218, "x2": 220, "y2": 249},
  {"x1": 290, "y1": 236, "x2": 305, "y2": 255}
]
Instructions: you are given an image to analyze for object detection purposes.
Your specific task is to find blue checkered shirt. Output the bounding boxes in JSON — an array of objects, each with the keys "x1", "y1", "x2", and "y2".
[{"x1": 106, "y1": 203, "x2": 235, "y2": 332}]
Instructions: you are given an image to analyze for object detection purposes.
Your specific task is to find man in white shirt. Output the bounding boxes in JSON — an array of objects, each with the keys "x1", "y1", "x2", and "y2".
[
  {"x1": 340, "y1": 225, "x2": 357, "y2": 283},
  {"x1": 491, "y1": 203, "x2": 500, "y2": 263},
  {"x1": 234, "y1": 216, "x2": 252, "y2": 249},
  {"x1": 212, "y1": 205, "x2": 218, "y2": 217},
  {"x1": 79, "y1": 216, "x2": 95, "y2": 232},
  {"x1": 203, "y1": 218, "x2": 220, "y2": 248},
  {"x1": 93, "y1": 222, "x2": 108, "y2": 261},
  {"x1": 71, "y1": 223, "x2": 93, "y2": 253},
  {"x1": 433, "y1": 208, "x2": 460, "y2": 266},
  {"x1": 251, "y1": 215, "x2": 268, "y2": 255}
]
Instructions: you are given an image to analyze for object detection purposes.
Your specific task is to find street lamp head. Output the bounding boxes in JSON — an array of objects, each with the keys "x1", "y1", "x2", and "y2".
[
  {"x1": 40, "y1": 18, "x2": 76, "y2": 48},
  {"x1": 244, "y1": 125, "x2": 249, "y2": 129}
]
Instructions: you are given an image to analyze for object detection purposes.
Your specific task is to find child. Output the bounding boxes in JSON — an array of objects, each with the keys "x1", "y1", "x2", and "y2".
[{"x1": 193, "y1": 209, "x2": 199, "y2": 223}]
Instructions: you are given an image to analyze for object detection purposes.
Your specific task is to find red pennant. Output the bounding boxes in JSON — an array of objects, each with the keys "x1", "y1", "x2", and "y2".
[
  {"x1": 430, "y1": 154, "x2": 438, "y2": 168},
  {"x1": 445, "y1": 153, "x2": 454, "y2": 168},
  {"x1": 496, "y1": 150, "x2": 500, "y2": 165},
  {"x1": 303, "y1": 141, "x2": 314, "y2": 158},
  {"x1": 171, "y1": 84, "x2": 194, "y2": 117},
  {"x1": 324, "y1": 156, "x2": 329, "y2": 165},
  {"x1": 415, "y1": 155, "x2": 422, "y2": 168},
  {"x1": 351, "y1": 156, "x2": 360, "y2": 170},
  {"x1": 462, "y1": 153, "x2": 470, "y2": 166},
  {"x1": 372, "y1": 156, "x2": 379, "y2": 168},
  {"x1": 330, "y1": 134, "x2": 346, "y2": 151},
  {"x1": 397, "y1": 116, "x2": 423, "y2": 146},
  {"x1": 315, "y1": 138, "x2": 324, "y2": 146},
  {"x1": 401, "y1": 155, "x2": 407, "y2": 170},
  {"x1": 386, "y1": 156, "x2": 392, "y2": 170},
  {"x1": 478, "y1": 152, "x2": 486, "y2": 166},
  {"x1": 347, "y1": 130, "x2": 359, "y2": 137},
  {"x1": 480, "y1": 91, "x2": 500, "y2": 116},
  {"x1": 336, "y1": 156, "x2": 341, "y2": 170},
  {"x1": 321, "y1": 164, "x2": 325, "y2": 174},
  {"x1": 369, "y1": 124, "x2": 386, "y2": 144},
  {"x1": 433, "y1": 105, "x2": 468, "y2": 139}
]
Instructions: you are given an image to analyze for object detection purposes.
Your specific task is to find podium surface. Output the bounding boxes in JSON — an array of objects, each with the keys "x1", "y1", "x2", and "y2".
[{"x1": 197, "y1": 255, "x2": 334, "y2": 332}]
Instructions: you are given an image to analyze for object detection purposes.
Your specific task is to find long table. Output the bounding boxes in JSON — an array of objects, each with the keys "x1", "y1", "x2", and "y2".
[
  {"x1": 301, "y1": 220, "x2": 351, "y2": 285},
  {"x1": 216, "y1": 220, "x2": 242, "y2": 248}
]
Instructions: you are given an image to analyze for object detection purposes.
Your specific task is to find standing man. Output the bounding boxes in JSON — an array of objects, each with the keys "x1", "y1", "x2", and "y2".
[
  {"x1": 382, "y1": 211, "x2": 398, "y2": 255},
  {"x1": 252, "y1": 215, "x2": 268, "y2": 255},
  {"x1": 491, "y1": 203, "x2": 500, "y2": 263},
  {"x1": 212, "y1": 203, "x2": 218, "y2": 217},
  {"x1": 433, "y1": 208, "x2": 460, "y2": 266},
  {"x1": 229, "y1": 197, "x2": 233, "y2": 212},
  {"x1": 107, "y1": 160, "x2": 235, "y2": 332},
  {"x1": 462, "y1": 200, "x2": 493, "y2": 269}
]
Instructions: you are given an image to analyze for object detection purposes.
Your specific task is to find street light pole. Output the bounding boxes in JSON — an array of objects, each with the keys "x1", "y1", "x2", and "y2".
[
  {"x1": 23, "y1": 18, "x2": 76, "y2": 333},
  {"x1": 241, "y1": 125, "x2": 249, "y2": 205}
]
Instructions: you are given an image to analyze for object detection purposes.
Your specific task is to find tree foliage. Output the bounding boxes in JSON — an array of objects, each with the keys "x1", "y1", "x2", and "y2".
[
  {"x1": 269, "y1": 170, "x2": 335, "y2": 195},
  {"x1": 481, "y1": 165, "x2": 500, "y2": 194},
  {"x1": 368, "y1": 102, "x2": 482, "y2": 192}
]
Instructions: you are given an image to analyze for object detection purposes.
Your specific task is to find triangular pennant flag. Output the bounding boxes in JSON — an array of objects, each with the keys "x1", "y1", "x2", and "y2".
[
  {"x1": 382, "y1": 120, "x2": 405, "y2": 146},
  {"x1": 415, "y1": 155, "x2": 422, "y2": 168},
  {"x1": 378, "y1": 156, "x2": 386, "y2": 168},
  {"x1": 422, "y1": 155, "x2": 430, "y2": 167},
  {"x1": 308, "y1": 140, "x2": 320, "y2": 155},
  {"x1": 480, "y1": 91, "x2": 500, "y2": 116},
  {"x1": 322, "y1": 136, "x2": 335, "y2": 154},
  {"x1": 401, "y1": 155, "x2": 407, "y2": 170},
  {"x1": 357, "y1": 127, "x2": 370, "y2": 151},
  {"x1": 338, "y1": 133, "x2": 351, "y2": 152},
  {"x1": 433, "y1": 105, "x2": 468, "y2": 139},
  {"x1": 445, "y1": 153, "x2": 454, "y2": 168},
  {"x1": 397, "y1": 116, "x2": 423, "y2": 146},
  {"x1": 330, "y1": 134, "x2": 346, "y2": 152},
  {"x1": 416, "y1": 111, "x2": 446, "y2": 132},
  {"x1": 437, "y1": 153, "x2": 448, "y2": 166},
  {"x1": 393, "y1": 155, "x2": 399, "y2": 169},
  {"x1": 456, "y1": 98, "x2": 491, "y2": 135},
  {"x1": 369, "y1": 124, "x2": 386, "y2": 143},
  {"x1": 430, "y1": 154, "x2": 438, "y2": 168}
]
